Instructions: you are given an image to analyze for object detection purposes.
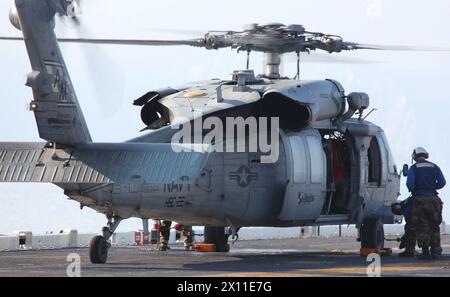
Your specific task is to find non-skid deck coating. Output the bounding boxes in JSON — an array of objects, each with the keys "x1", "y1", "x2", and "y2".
[{"x1": 1, "y1": 235, "x2": 449, "y2": 277}]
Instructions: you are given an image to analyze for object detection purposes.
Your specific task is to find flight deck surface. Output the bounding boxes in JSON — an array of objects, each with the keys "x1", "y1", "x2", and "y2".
[{"x1": 1, "y1": 235, "x2": 449, "y2": 277}]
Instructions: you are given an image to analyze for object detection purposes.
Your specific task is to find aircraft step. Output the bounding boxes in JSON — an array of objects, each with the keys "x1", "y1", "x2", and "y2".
[{"x1": 315, "y1": 214, "x2": 351, "y2": 224}]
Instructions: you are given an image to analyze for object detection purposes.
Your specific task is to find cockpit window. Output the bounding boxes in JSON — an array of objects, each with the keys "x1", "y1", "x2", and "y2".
[
  {"x1": 367, "y1": 137, "x2": 382, "y2": 185},
  {"x1": 379, "y1": 132, "x2": 397, "y2": 174}
]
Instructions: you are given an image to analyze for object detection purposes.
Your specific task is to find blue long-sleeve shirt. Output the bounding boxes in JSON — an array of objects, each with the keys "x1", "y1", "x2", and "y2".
[
  {"x1": 401, "y1": 197, "x2": 413, "y2": 220},
  {"x1": 406, "y1": 159, "x2": 446, "y2": 196}
]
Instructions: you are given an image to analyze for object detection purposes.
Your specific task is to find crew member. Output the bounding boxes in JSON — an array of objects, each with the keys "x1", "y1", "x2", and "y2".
[
  {"x1": 331, "y1": 141, "x2": 350, "y2": 213},
  {"x1": 398, "y1": 197, "x2": 417, "y2": 257},
  {"x1": 407, "y1": 147, "x2": 446, "y2": 260},
  {"x1": 157, "y1": 221, "x2": 195, "y2": 251},
  {"x1": 183, "y1": 225, "x2": 195, "y2": 251},
  {"x1": 157, "y1": 220, "x2": 172, "y2": 251}
]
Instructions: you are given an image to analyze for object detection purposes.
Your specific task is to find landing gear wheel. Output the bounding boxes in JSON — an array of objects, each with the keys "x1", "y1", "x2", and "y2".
[
  {"x1": 89, "y1": 235, "x2": 109, "y2": 264},
  {"x1": 204, "y1": 227, "x2": 230, "y2": 252},
  {"x1": 361, "y1": 217, "x2": 385, "y2": 249}
]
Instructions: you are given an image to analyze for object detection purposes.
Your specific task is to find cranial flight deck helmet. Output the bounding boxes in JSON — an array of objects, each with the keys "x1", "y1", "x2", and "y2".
[{"x1": 412, "y1": 147, "x2": 429, "y2": 161}]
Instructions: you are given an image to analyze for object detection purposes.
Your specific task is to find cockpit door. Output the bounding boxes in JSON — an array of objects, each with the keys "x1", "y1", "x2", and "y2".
[{"x1": 279, "y1": 130, "x2": 327, "y2": 221}]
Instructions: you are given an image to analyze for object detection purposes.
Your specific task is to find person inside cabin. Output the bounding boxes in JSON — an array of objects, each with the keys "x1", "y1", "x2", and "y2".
[{"x1": 331, "y1": 141, "x2": 350, "y2": 213}]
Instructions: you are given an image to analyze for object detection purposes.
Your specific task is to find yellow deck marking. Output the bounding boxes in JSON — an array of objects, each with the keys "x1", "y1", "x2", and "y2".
[{"x1": 209, "y1": 263, "x2": 450, "y2": 277}]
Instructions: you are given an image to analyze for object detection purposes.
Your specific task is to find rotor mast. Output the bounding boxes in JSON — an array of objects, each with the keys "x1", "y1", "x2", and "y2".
[{"x1": 265, "y1": 52, "x2": 282, "y2": 79}]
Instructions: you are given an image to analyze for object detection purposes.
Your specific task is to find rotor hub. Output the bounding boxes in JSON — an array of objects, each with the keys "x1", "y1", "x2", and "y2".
[{"x1": 243, "y1": 23, "x2": 305, "y2": 35}]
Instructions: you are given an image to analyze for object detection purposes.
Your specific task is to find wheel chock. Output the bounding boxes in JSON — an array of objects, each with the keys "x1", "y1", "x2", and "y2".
[
  {"x1": 360, "y1": 247, "x2": 392, "y2": 257},
  {"x1": 194, "y1": 243, "x2": 216, "y2": 252},
  {"x1": 381, "y1": 248, "x2": 393, "y2": 256}
]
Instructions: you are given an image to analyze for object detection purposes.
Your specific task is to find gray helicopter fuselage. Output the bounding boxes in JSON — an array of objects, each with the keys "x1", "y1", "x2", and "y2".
[
  {"x1": 24, "y1": 114, "x2": 399, "y2": 228},
  {"x1": 0, "y1": 77, "x2": 401, "y2": 228},
  {"x1": 65, "y1": 121, "x2": 399, "y2": 228}
]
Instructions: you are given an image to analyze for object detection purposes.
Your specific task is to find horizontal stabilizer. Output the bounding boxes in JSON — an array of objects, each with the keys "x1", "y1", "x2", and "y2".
[{"x1": 0, "y1": 142, "x2": 209, "y2": 185}]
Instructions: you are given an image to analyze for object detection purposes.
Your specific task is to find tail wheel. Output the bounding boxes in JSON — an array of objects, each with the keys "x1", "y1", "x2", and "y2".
[
  {"x1": 361, "y1": 217, "x2": 385, "y2": 249},
  {"x1": 89, "y1": 235, "x2": 109, "y2": 264},
  {"x1": 204, "y1": 227, "x2": 230, "y2": 252}
]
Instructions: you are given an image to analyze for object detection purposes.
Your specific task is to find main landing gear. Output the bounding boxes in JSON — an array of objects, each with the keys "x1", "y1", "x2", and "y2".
[
  {"x1": 360, "y1": 216, "x2": 385, "y2": 249},
  {"x1": 89, "y1": 215, "x2": 122, "y2": 264},
  {"x1": 203, "y1": 226, "x2": 236, "y2": 252}
]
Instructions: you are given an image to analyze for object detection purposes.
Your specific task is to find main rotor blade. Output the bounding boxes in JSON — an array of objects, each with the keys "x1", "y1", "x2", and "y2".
[
  {"x1": 345, "y1": 42, "x2": 450, "y2": 52},
  {"x1": 284, "y1": 52, "x2": 376, "y2": 64},
  {"x1": 0, "y1": 36, "x2": 24, "y2": 42},
  {"x1": 57, "y1": 37, "x2": 206, "y2": 47},
  {"x1": 0, "y1": 36, "x2": 206, "y2": 47}
]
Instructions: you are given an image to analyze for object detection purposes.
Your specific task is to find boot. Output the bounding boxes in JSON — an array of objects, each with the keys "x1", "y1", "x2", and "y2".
[
  {"x1": 399, "y1": 249, "x2": 416, "y2": 258},
  {"x1": 417, "y1": 247, "x2": 431, "y2": 260},
  {"x1": 399, "y1": 240, "x2": 406, "y2": 250},
  {"x1": 431, "y1": 247, "x2": 442, "y2": 260},
  {"x1": 158, "y1": 243, "x2": 169, "y2": 251},
  {"x1": 431, "y1": 253, "x2": 441, "y2": 260},
  {"x1": 184, "y1": 244, "x2": 194, "y2": 251}
]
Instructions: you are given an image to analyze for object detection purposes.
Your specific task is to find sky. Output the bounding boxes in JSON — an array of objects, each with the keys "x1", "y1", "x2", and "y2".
[{"x1": 0, "y1": 0, "x2": 450, "y2": 234}]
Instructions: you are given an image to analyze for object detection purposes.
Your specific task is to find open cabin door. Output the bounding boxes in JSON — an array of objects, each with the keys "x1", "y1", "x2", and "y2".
[{"x1": 279, "y1": 130, "x2": 327, "y2": 221}]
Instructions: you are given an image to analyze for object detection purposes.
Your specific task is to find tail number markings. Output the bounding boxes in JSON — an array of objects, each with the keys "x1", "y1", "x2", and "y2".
[{"x1": 164, "y1": 196, "x2": 186, "y2": 208}]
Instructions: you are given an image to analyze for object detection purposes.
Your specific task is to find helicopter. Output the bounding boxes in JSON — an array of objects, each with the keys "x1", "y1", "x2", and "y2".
[{"x1": 1, "y1": 0, "x2": 449, "y2": 264}]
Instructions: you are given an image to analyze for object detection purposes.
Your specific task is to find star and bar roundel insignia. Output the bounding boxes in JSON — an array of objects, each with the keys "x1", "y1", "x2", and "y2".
[{"x1": 229, "y1": 165, "x2": 258, "y2": 187}]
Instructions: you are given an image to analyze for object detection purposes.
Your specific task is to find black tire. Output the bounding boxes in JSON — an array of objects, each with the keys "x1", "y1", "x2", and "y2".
[
  {"x1": 89, "y1": 235, "x2": 109, "y2": 264},
  {"x1": 204, "y1": 227, "x2": 230, "y2": 252},
  {"x1": 361, "y1": 217, "x2": 385, "y2": 249}
]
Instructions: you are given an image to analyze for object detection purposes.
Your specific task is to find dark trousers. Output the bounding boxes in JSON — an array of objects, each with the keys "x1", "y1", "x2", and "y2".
[
  {"x1": 400, "y1": 217, "x2": 417, "y2": 251},
  {"x1": 159, "y1": 220, "x2": 172, "y2": 245},
  {"x1": 411, "y1": 195, "x2": 443, "y2": 254}
]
